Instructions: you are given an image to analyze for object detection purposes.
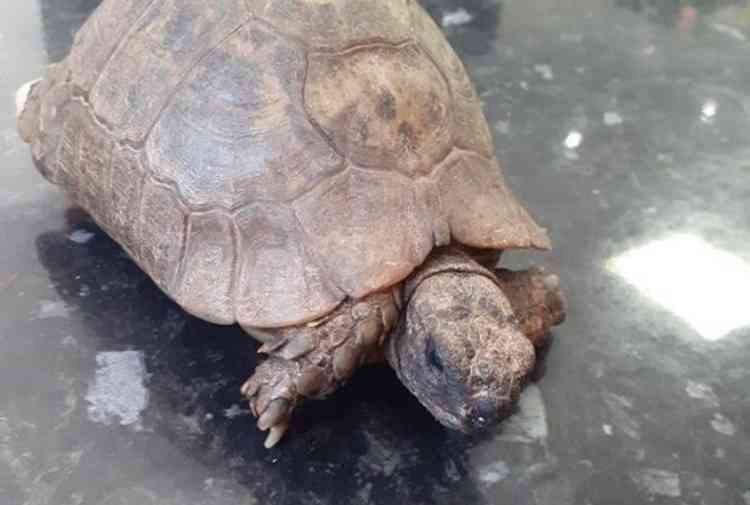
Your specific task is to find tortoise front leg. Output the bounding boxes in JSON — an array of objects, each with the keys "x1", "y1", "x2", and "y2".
[
  {"x1": 494, "y1": 267, "x2": 566, "y2": 347},
  {"x1": 241, "y1": 292, "x2": 399, "y2": 448}
]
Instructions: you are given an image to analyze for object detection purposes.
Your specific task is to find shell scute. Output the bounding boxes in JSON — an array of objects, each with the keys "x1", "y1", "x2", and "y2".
[
  {"x1": 245, "y1": 0, "x2": 412, "y2": 49},
  {"x1": 234, "y1": 203, "x2": 344, "y2": 328},
  {"x1": 434, "y1": 151, "x2": 550, "y2": 250},
  {"x1": 292, "y1": 167, "x2": 433, "y2": 298},
  {"x1": 147, "y1": 21, "x2": 343, "y2": 209},
  {"x1": 90, "y1": 0, "x2": 249, "y2": 143},
  {"x1": 175, "y1": 210, "x2": 236, "y2": 324},
  {"x1": 137, "y1": 179, "x2": 188, "y2": 292}
]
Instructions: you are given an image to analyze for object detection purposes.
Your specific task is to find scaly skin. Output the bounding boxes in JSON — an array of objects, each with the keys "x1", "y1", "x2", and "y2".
[
  {"x1": 241, "y1": 292, "x2": 399, "y2": 448},
  {"x1": 243, "y1": 249, "x2": 565, "y2": 448}
]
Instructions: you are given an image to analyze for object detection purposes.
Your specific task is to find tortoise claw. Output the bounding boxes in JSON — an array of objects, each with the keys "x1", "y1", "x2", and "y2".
[
  {"x1": 258, "y1": 398, "x2": 291, "y2": 431},
  {"x1": 242, "y1": 357, "x2": 299, "y2": 449},
  {"x1": 240, "y1": 376, "x2": 259, "y2": 398},
  {"x1": 264, "y1": 423, "x2": 289, "y2": 449}
]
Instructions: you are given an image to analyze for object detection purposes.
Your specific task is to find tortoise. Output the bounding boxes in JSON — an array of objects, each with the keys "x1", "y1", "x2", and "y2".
[{"x1": 16, "y1": 0, "x2": 565, "y2": 448}]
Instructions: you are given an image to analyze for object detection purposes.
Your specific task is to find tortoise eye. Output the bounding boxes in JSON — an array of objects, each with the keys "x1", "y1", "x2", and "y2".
[{"x1": 425, "y1": 337, "x2": 444, "y2": 372}]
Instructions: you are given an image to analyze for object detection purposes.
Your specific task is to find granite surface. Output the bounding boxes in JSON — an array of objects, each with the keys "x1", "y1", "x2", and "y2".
[{"x1": 2, "y1": 0, "x2": 750, "y2": 504}]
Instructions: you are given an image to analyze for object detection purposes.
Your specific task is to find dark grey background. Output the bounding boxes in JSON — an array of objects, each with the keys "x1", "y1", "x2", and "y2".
[{"x1": 2, "y1": 0, "x2": 750, "y2": 504}]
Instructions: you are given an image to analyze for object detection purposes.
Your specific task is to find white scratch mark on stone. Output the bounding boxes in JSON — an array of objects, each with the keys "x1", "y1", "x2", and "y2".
[
  {"x1": 603, "y1": 393, "x2": 641, "y2": 440},
  {"x1": 494, "y1": 120, "x2": 510, "y2": 135},
  {"x1": 69, "y1": 229, "x2": 96, "y2": 244},
  {"x1": 356, "y1": 482, "x2": 373, "y2": 504},
  {"x1": 602, "y1": 424, "x2": 613, "y2": 436},
  {"x1": 33, "y1": 300, "x2": 73, "y2": 320},
  {"x1": 657, "y1": 153, "x2": 674, "y2": 164},
  {"x1": 223, "y1": 404, "x2": 248, "y2": 419},
  {"x1": 441, "y1": 8, "x2": 474, "y2": 27},
  {"x1": 533, "y1": 64, "x2": 554, "y2": 81},
  {"x1": 711, "y1": 413, "x2": 736, "y2": 436},
  {"x1": 631, "y1": 468, "x2": 681, "y2": 497},
  {"x1": 564, "y1": 130, "x2": 583, "y2": 150},
  {"x1": 498, "y1": 384, "x2": 547, "y2": 443},
  {"x1": 444, "y1": 459, "x2": 461, "y2": 482},
  {"x1": 86, "y1": 351, "x2": 149, "y2": 428},
  {"x1": 603, "y1": 111, "x2": 623, "y2": 126},
  {"x1": 179, "y1": 413, "x2": 203, "y2": 435},
  {"x1": 701, "y1": 99, "x2": 718, "y2": 122},
  {"x1": 685, "y1": 380, "x2": 720, "y2": 407},
  {"x1": 360, "y1": 429, "x2": 404, "y2": 477},
  {"x1": 477, "y1": 460, "x2": 510, "y2": 485},
  {"x1": 711, "y1": 23, "x2": 747, "y2": 41},
  {"x1": 62, "y1": 335, "x2": 78, "y2": 347}
]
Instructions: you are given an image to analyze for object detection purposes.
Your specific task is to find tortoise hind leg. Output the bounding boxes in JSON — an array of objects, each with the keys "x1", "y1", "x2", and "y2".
[{"x1": 242, "y1": 292, "x2": 399, "y2": 448}]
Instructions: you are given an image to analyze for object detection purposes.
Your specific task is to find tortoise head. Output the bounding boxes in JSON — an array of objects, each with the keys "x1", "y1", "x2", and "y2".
[{"x1": 386, "y1": 251, "x2": 535, "y2": 432}]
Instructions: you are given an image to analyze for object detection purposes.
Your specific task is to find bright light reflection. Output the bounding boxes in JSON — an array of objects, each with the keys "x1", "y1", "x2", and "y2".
[{"x1": 608, "y1": 234, "x2": 750, "y2": 341}]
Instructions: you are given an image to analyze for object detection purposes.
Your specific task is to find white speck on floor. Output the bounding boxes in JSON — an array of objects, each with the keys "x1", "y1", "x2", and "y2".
[
  {"x1": 444, "y1": 459, "x2": 461, "y2": 482},
  {"x1": 701, "y1": 99, "x2": 718, "y2": 122},
  {"x1": 441, "y1": 8, "x2": 473, "y2": 27},
  {"x1": 685, "y1": 380, "x2": 720, "y2": 407},
  {"x1": 179, "y1": 413, "x2": 204, "y2": 435},
  {"x1": 631, "y1": 468, "x2": 681, "y2": 497},
  {"x1": 356, "y1": 482, "x2": 373, "y2": 504},
  {"x1": 711, "y1": 413, "x2": 736, "y2": 436},
  {"x1": 62, "y1": 335, "x2": 78, "y2": 347},
  {"x1": 33, "y1": 300, "x2": 72, "y2": 320},
  {"x1": 69, "y1": 229, "x2": 95, "y2": 244},
  {"x1": 714, "y1": 447, "x2": 726, "y2": 458},
  {"x1": 359, "y1": 429, "x2": 404, "y2": 477},
  {"x1": 603, "y1": 111, "x2": 623, "y2": 126},
  {"x1": 533, "y1": 64, "x2": 554, "y2": 81},
  {"x1": 224, "y1": 404, "x2": 248, "y2": 419},
  {"x1": 657, "y1": 153, "x2": 674, "y2": 164},
  {"x1": 711, "y1": 23, "x2": 747, "y2": 41},
  {"x1": 477, "y1": 460, "x2": 510, "y2": 485},
  {"x1": 603, "y1": 424, "x2": 613, "y2": 436},
  {"x1": 603, "y1": 393, "x2": 641, "y2": 440},
  {"x1": 498, "y1": 384, "x2": 547, "y2": 443},
  {"x1": 494, "y1": 120, "x2": 510, "y2": 135},
  {"x1": 86, "y1": 351, "x2": 149, "y2": 428},
  {"x1": 564, "y1": 130, "x2": 583, "y2": 149}
]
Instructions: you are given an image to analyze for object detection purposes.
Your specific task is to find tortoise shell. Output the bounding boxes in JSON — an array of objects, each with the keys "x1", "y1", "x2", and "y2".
[{"x1": 25, "y1": 0, "x2": 550, "y2": 329}]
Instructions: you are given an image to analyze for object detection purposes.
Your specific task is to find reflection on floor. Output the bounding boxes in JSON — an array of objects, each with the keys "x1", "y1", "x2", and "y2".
[{"x1": 609, "y1": 233, "x2": 750, "y2": 341}]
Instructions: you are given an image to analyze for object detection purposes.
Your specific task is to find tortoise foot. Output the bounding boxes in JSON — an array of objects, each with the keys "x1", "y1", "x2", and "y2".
[{"x1": 241, "y1": 357, "x2": 298, "y2": 449}]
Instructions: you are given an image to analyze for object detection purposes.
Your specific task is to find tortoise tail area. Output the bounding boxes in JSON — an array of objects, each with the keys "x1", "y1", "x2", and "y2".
[{"x1": 16, "y1": 78, "x2": 43, "y2": 143}]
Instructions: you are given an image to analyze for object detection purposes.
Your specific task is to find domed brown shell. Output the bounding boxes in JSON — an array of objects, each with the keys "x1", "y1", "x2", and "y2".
[{"x1": 25, "y1": 0, "x2": 550, "y2": 330}]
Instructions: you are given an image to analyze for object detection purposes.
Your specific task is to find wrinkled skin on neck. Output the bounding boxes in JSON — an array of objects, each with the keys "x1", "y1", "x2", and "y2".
[{"x1": 386, "y1": 266, "x2": 535, "y2": 432}]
